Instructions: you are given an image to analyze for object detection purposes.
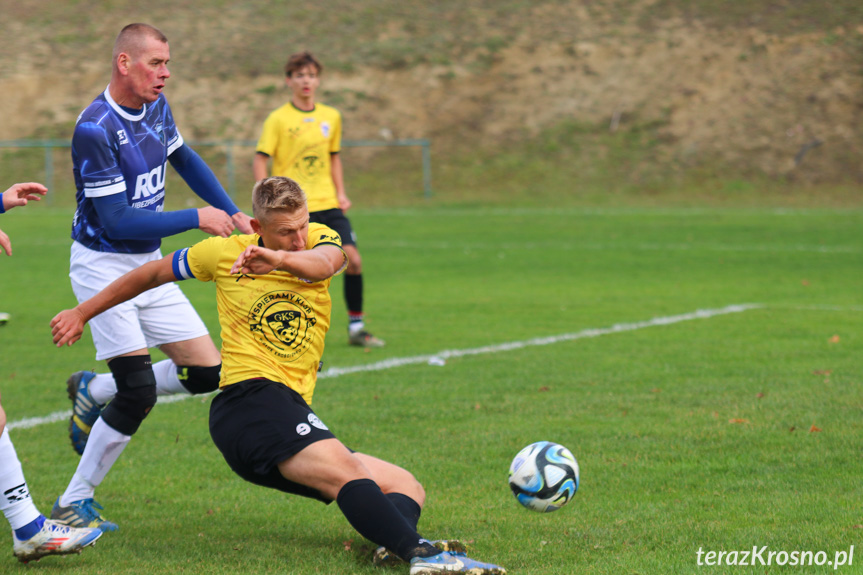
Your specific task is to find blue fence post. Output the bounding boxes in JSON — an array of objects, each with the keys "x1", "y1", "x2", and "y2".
[
  {"x1": 421, "y1": 140, "x2": 432, "y2": 199},
  {"x1": 45, "y1": 145, "x2": 54, "y2": 205},
  {"x1": 226, "y1": 141, "x2": 235, "y2": 200}
]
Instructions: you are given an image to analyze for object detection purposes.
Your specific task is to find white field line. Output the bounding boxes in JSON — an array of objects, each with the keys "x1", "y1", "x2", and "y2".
[
  {"x1": 318, "y1": 303, "x2": 763, "y2": 378},
  {"x1": 381, "y1": 240, "x2": 859, "y2": 254},
  {"x1": 772, "y1": 304, "x2": 863, "y2": 313},
  {"x1": 8, "y1": 303, "x2": 760, "y2": 431},
  {"x1": 362, "y1": 207, "x2": 863, "y2": 218}
]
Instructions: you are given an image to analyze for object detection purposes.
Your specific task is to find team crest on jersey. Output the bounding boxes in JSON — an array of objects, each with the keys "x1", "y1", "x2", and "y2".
[
  {"x1": 155, "y1": 122, "x2": 165, "y2": 145},
  {"x1": 320, "y1": 121, "x2": 331, "y2": 138},
  {"x1": 249, "y1": 290, "x2": 317, "y2": 361},
  {"x1": 308, "y1": 413, "x2": 329, "y2": 430},
  {"x1": 299, "y1": 154, "x2": 322, "y2": 180}
]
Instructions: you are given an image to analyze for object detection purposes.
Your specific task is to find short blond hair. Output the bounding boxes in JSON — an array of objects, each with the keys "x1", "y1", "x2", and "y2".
[{"x1": 252, "y1": 177, "x2": 307, "y2": 222}]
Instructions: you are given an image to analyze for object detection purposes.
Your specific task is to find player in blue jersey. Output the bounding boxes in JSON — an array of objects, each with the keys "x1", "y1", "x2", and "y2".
[
  {"x1": 0, "y1": 183, "x2": 46, "y2": 256},
  {"x1": 0, "y1": 182, "x2": 49, "y2": 324},
  {"x1": 0, "y1": 182, "x2": 49, "y2": 328},
  {"x1": 51, "y1": 23, "x2": 254, "y2": 532},
  {"x1": 0, "y1": 182, "x2": 103, "y2": 562}
]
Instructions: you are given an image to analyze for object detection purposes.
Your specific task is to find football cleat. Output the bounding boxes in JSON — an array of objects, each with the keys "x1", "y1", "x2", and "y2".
[
  {"x1": 373, "y1": 540, "x2": 469, "y2": 567},
  {"x1": 67, "y1": 371, "x2": 102, "y2": 455},
  {"x1": 0, "y1": 312, "x2": 10, "y2": 325},
  {"x1": 13, "y1": 519, "x2": 102, "y2": 563},
  {"x1": 51, "y1": 498, "x2": 118, "y2": 532},
  {"x1": 348, "y1": 329, "x2": 385, "y2": 348},
  {"x1": 409, "y1": 551, "x2": 506, "y2": 574}
]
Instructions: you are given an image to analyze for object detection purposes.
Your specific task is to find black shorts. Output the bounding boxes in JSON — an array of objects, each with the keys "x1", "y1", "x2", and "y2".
[
  {"x1": 209, "y1": 378, "x2": 337, "y2": 502},
  {"x1": 309, "y1": 208, "x2": 356, "y2": 246}
]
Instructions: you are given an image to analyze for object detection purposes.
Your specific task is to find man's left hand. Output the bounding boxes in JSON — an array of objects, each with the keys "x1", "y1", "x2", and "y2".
[{"x1": 232, "y1": 211, "x2": 254, "y2": 234}]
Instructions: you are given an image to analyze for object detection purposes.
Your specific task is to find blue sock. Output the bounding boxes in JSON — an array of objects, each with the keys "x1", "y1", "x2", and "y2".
[{"x1": 14, "y1": 514, "x2": 45, "y2": 540}]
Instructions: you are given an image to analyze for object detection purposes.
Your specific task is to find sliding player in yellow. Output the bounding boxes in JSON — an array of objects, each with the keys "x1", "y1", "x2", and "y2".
[{"x1": 51, "y1": 176, "x2": 505, "y2": 575}]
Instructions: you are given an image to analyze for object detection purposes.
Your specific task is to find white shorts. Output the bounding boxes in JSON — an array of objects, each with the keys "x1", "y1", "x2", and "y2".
[{"x1": 70, "y1": 242, "x2": 209, "y2": 361}]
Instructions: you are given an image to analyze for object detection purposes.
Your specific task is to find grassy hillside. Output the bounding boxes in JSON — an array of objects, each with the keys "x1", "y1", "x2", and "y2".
[
  {"x1": 2, "y1": 0, "x2": 863, "y2": 202},
  {"x1": 5, "y1": 1, "x2": 862, "y2": 73}
]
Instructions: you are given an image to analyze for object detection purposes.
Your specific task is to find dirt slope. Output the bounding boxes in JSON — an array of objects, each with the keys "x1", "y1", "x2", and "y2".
[{"x1": 0, "y1": 5, "x2": 860, "y2": 182}]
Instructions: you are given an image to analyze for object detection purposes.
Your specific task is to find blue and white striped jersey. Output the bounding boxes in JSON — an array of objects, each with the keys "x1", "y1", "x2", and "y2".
[{"x1": 71, "y1": 87, "x2": 184, "y2": 253}]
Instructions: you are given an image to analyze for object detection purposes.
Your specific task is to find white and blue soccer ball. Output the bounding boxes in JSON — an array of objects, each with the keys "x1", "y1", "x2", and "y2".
[{"x1": 508, "y1": 441, "x2": 579, "y2": 512}]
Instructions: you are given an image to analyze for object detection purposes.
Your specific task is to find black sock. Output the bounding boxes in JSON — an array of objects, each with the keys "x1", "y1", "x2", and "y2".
[
  {"x1": 387, "y1": 492, "x2": 422, "y2": 531},
  {"x1": 344, "y1": 273, "x2": 363, "y2": 316},
  {"x1": 336, "y1": 479, "x2": 437, "y2": 561}
]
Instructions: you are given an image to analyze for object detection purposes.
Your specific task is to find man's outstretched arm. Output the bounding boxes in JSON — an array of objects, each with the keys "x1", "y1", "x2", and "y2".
[{"x1": 170, "y1": 144, "x2": 253, "y2": 233}]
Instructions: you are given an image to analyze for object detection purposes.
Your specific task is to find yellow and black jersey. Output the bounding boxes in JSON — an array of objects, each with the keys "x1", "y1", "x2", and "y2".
[
  {"x1": 171, "y1": 223, "x2": 345, "y2": 404},
  {"x1": 255, "y1": 102, "x2": 342, "y2": 213}
]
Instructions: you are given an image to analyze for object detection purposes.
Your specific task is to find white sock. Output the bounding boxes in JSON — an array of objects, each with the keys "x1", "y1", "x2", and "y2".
[
  {"x1": 60, "y1": 418, "x2": 130, "y2": 506},
  {"x1": 0, "y1": 429, "x2": 41, "y2": 530},
  {"x1": 87, "y1": 373, "x2": 119, "y2": 406},
  {"x1": 151, "y1": 359, "x2": 189, "y2": 396},
  {"x1": 88, "y1": 359, "x2": 189, "y2": 405}
]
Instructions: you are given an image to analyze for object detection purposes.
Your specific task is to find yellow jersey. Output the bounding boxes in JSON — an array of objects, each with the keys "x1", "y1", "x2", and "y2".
[
  {"x1": 173, "y1": 223, "x2": 345, "y2": 404},
  {"x1": 255, "y1": 102, "x2": 343, "y2": 213}
]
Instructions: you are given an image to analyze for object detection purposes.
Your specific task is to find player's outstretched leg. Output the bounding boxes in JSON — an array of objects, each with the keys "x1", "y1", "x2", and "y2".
[
  {"x1": 13, "y1": 519, "x2": 102, "y2": 563},
  {"x1": 67, "y1": 371, "x2": 103, "y2": 455},
  {"x1": 409, "y1": 551, "x2": 507, "y2": 574}
]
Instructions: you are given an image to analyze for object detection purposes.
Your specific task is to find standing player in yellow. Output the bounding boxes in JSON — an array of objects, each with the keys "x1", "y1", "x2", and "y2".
[
  {"x1": 253, "y1": 51, "x2": 384, "y2": 348},
  {"x1": 50, "y1": 177, "x2": 505, "y2": 575}
]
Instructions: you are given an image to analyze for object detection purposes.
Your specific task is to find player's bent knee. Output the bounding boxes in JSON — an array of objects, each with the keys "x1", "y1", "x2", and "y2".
[
  {"x1": 399, "y1": 472, "x2": 426, "y2": 506},
  {"x1": 102, "y1": 356, "x2": 158, "y2": 436},
  {"x1": 177, "y1": 364, "x2": 221, "y2": 394},
  {"x1": 371, "y1": 463, "x2": 425, "y2": 506}
]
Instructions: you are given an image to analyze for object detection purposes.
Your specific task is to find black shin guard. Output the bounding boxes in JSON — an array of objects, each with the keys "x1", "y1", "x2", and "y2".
[
  {"x1": 336, "y1": 479, "x2": 437, "y2": 561},
  {"x1": 177, "y1": 364, "x2": 221, "y2": 394},
  {"x1": 387, "y1": 492, "x2": 422, "y2": 531},
  {"x1": 101, "y1": 355, "x2": 157, "y2": 436}
]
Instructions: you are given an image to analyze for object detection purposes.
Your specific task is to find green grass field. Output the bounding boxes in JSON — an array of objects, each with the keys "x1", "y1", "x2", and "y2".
[{"x1": 1, "y1": 204, "x2": 861, "y2": 574}]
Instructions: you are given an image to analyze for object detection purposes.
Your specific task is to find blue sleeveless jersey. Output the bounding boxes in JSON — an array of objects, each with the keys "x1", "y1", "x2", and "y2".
[{"x1": 71, "y1": 87, "x2": 184, "y2": 253}]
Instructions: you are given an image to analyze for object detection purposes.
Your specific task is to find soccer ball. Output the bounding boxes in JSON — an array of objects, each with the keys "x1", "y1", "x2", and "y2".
[{"x1": 508, "y1": 441, "x2": 579, "y2": 512}]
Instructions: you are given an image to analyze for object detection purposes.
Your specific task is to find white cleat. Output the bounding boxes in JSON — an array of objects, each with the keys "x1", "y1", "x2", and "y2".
[{"x1": 13, "y1": 519, "x2": 102, "y2": 563}]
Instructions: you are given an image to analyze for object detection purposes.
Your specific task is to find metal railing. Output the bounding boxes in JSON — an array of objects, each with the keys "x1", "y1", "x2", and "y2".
[{"x1": 0, "y1": 138, "x2": 432, "y2": 199}]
